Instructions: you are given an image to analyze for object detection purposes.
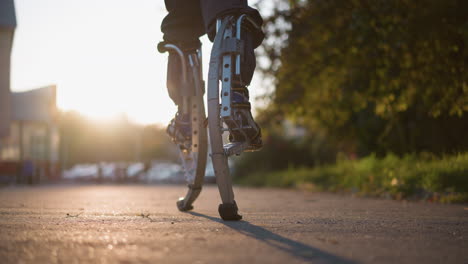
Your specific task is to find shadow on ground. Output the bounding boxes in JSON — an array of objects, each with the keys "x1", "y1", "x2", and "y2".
[{"x1": 189, "y1": 212, "x2": 356, "y2": 264}]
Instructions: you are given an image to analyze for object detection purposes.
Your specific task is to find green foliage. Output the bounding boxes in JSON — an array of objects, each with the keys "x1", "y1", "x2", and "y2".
[
  {"x1": 237, "y1": 153, "x2": 468, "y2": 203},
  {"x1": 260, "y1": 0, "x2": 468, "y2": 155},
  {"x1": 238, "y1": 1, "x2": 468, "y2": 198}
]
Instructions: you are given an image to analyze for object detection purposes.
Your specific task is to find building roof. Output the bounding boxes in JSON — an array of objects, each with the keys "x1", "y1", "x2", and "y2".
[
  {"x1": 11, "y1": 86, "x2": 57, "y2": 123},
  {"x1": 0, "y1": 0, "x2": 17, "y2": 29}
]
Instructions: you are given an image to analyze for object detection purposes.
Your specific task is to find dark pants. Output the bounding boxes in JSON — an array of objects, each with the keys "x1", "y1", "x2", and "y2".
[
  {"x1": 162, "y1": 0, "x2": 263, "y2": 106},
  {"x1": 161, "y1": 0, "x2": 263, "y2": 47}
]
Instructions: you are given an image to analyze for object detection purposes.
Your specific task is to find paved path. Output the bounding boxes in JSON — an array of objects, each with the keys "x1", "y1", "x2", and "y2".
[{"x1": 0, "y1": 185, "x2": 467, "y2": 264}]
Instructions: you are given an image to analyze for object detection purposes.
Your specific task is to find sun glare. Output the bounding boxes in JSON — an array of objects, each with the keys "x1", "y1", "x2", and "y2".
[
  {"x1": 57, "y1": 84, "x2": 177, "y2": 125},
  {"x1": 11, "y1": 0, "x2": 264, "y2": 125},
  {"x1": 11, "y1": 0, "x2": 177, "y2": 125}
]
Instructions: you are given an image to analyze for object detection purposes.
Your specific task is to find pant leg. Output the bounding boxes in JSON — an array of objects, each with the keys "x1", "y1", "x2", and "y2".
[
  {"x1": 161, "y1": 0, "x2": 264, "y2": 105},
  {"x1": 161, "y1": 0, "x2": 205, "y2": 43},
  {"x1": 200, "y1": 0, "x2": 263, "y2": 48},
  {"x1": 161, "y1": 0, "x2": 263, "y2": 46}
]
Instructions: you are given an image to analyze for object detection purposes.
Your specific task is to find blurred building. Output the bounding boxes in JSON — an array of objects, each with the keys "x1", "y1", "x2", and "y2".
[
  {"x1": 0, "y1": 0, "x2": 16, "y2": 138},
  {"x1": 0, "y1": 1, "x2": 60, "y2": 184},
  {"x1": 0, "y1": 85, "x2": 61, "y2": 184}
]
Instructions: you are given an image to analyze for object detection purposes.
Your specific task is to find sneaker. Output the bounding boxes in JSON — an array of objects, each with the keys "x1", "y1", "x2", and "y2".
[
  {"x1": 167, "y1": 112, "x2": 191, "y2": 148},
  {"x1": 225, "y1": 87, "x2": 262, "y2": 151}
]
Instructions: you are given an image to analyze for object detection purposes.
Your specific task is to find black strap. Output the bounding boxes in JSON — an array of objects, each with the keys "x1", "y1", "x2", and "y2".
[{"x1": 221, "y1": 38, "x2": 244, "y2": 55}]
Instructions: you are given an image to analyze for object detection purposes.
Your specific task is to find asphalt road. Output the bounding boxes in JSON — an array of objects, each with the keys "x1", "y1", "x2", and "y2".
[{"x1": 0, "y1": 185, "x2": 467, "y2": 264}]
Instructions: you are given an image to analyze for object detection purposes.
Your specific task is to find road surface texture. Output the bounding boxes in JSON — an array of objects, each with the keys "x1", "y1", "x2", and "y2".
[{"x1": 0, "y1": 185, "x2": 466, "y2": 264}]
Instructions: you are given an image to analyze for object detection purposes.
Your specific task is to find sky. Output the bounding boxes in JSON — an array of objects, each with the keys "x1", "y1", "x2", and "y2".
[{"x1": 11, "y1": 0, "x2": 265, "y2": 125}]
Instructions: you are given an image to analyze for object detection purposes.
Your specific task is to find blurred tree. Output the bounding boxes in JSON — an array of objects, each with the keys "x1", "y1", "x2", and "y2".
[
  {"x1": 58, "y1": 111, "x2": 177, "y2": 168},
  {"x1": 259, "y1": 0, "x2": 468, "y2": 155},
  {"x1": 234, "y1": 107, "x2": 337, "y2": 178},
  {"x1": 141, "y1": 125, "x2": 178, "y2": 162}
]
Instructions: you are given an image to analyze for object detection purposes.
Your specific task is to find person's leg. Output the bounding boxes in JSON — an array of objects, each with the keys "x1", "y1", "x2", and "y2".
[
  {"x1": 161, "y1": 0, "x2": 263, "y2": 104},
  {"x1": 161, "y1": 0, "x2": 204, "y2": 44},
  {"x1": 161, "y1": 0, "x2": 205, "y2": 140},
  {"x1": 200, "y1": 0, "x2": 263, "y2": 49},
  {"x1": 201, "y1": 0, "x2": 264, "y2": 147},
  {"x1": 201, "y1": 0, "x2": 263, "y2": 84},
  {"x1": 161, "y1": 0, "x2": 204, "y2": 108}
]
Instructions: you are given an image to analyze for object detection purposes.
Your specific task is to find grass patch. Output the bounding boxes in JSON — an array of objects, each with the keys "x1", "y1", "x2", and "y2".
[{"x1": 236, "y1": 153, "x2": 468, "y2": 203}]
